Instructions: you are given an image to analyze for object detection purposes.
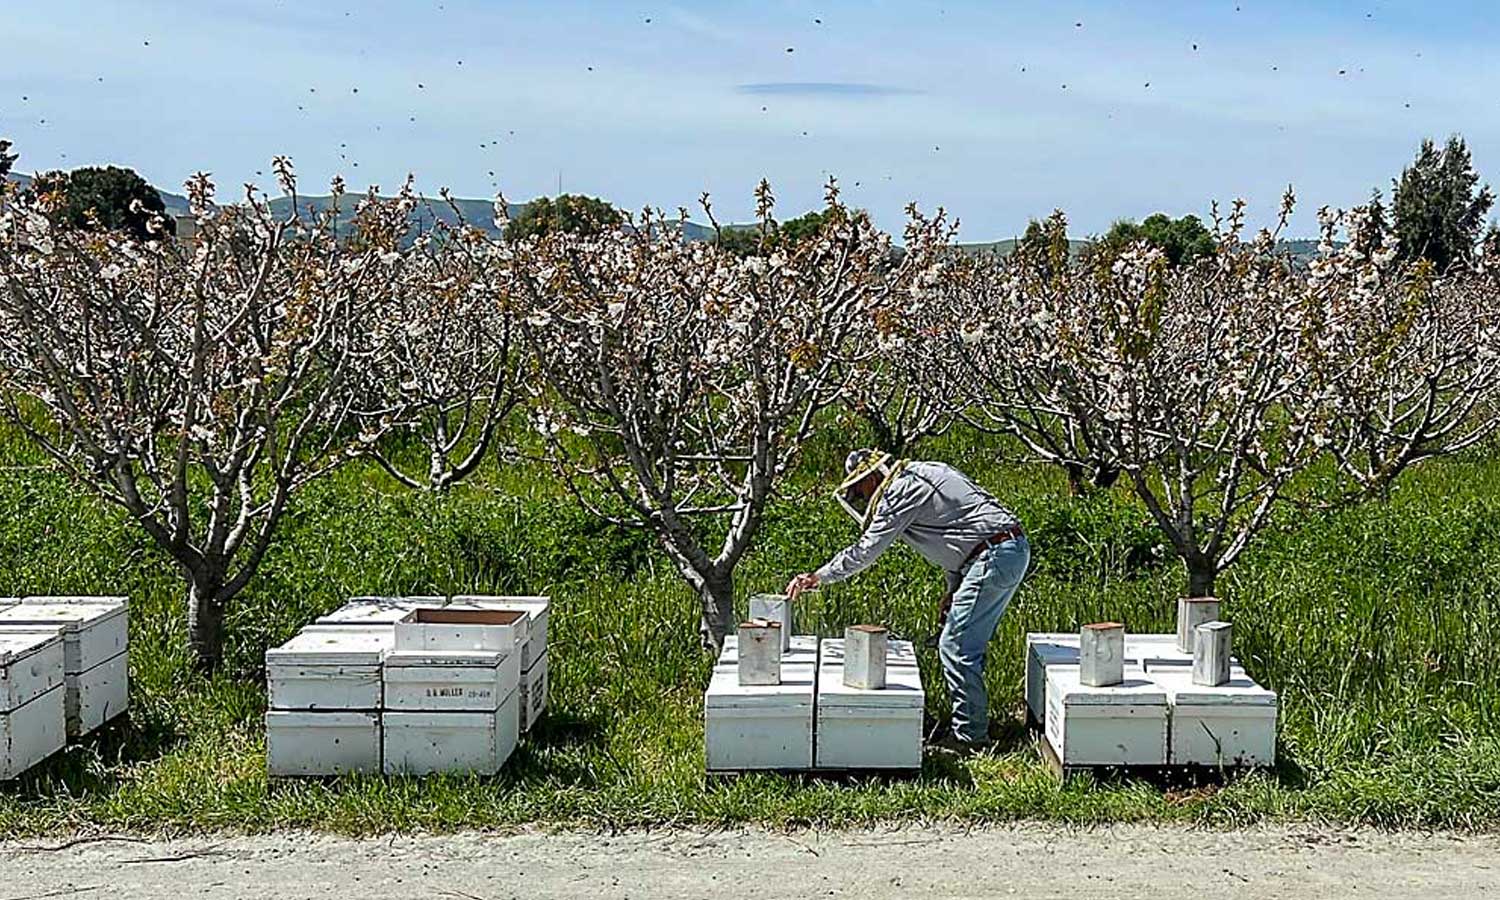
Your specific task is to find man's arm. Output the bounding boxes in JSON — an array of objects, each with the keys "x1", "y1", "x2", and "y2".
[{"x1": 811, "y1": 475, "x2": 934, "y2": 586}]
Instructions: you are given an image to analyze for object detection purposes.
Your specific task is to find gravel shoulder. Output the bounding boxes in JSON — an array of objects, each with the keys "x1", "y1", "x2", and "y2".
[{"x1": 3, "y1": 824, "x2": 1498, "y2": 899}]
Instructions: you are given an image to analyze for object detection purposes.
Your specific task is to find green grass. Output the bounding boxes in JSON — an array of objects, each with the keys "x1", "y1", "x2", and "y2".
[{"x1": 2, "y1": 421, "x2": 1500, "y2": 835}]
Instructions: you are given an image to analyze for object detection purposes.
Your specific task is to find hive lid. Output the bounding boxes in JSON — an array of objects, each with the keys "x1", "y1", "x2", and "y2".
[
  {"x1": 23, "y1": 595, "x2": 130, "y2": 610},
  {"x1": 383, "y1": 649, "x2": 505, "y2": 668},
  {"x1": 0, "y1": 601, "x2": 125, "y2": 632},
  {"x1": 1149, "y1": 665, "x2": 1278, "y2": 707},
  {"x1": 1027, "y1": 633, "x2": 1182, "y2": 669},
  {"x1": 818, "y1": 638, "x2": 919, "y2": 668},
  {"x1": 1046, "y1": 665, "x2": 1168, "y2": 706},
  {"x1": 817, "y1": 667, "x2": 925, "y2": 709},
  {"x1": 266, "y1": 626, "x2": 393, "y2": 666},
  {"x1": 715, "y1": 634, "x2": 818, "y2": 669},
  {"x1": 704, "y1": 662, "x2": 816, "y2": 709},
  {"x1": 315, "y1": 597, "x2": 437, "y2": 626},
  {"x1": 0, "y1": 630, "x2": 62, "y2": 667},
  {"x1": 450, "y1": 594, "x2": 549, "y2": 610}
]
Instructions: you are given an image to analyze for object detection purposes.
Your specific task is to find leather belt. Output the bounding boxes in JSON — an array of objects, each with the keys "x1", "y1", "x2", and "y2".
[{"x1": 963, "y1": 525, "x2": 1025, "y2": 566}]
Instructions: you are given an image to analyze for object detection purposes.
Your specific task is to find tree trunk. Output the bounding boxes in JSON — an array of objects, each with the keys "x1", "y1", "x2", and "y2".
[
  {"x1": 697, "y1": 570, "x2": 736, "y2": 652},
  {"x1": 1187, "y1": 561, "x2": 1216, "y2": 599},
  {"x1": 187, "y1": 578, "x2": 227, "y2": 674}
]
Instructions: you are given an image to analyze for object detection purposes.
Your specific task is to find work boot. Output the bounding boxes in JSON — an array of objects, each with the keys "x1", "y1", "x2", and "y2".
[{"x1": 928, "y1": 733, "x2": 990, "y2": 758}]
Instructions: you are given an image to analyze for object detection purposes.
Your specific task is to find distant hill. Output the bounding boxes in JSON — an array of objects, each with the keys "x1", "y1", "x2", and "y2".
[{"x1": 6, "y1": 173, "x2": 1332, "y2": 258}]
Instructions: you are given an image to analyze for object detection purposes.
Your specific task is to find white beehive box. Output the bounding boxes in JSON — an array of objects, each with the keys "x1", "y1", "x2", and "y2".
[
  {"x1": 704, "y1": 657, "x2": 815, "y2": 772},
  {"x1": 815, "y1": 638, "x2": 924, "y2": 770},
  {"x1": 1025, "y1": 633, "x2": 1189, "y2": 726},
  {"x1": 0, "y1": 597, "x2": 130, "y2": 737},
  {"x1": 383, "y1": 695, "x2": 520, "y2": 776},
  {"x1": 0, "y1": 631, "x2": 67, "y2": 781},
  {"x1": 0, "y1": 630, "x2": 65, "y2": 712},
  {"x1": 449, "y1": 596, "x2": 550, "y2": 671},
  {"x1": 265, "y1": 710, "x2": 381, "y2": 777},
  {"x1": 314, "y1": 596, "x2": 440, "y2": 628},
  {"x1": 383, "y1": 649, "x2": 517, "y2": 712},
  {"x1": 1044, "y1": 665, "x2": 1169, "y2": 768},
  {"x1": 1152, "y1": 665, "x2": 1277, "y2": 768},
  {"x1": 265, "y1": 626, "x2": 392, "y2": 711},
  {"x1": 395, "y1": 608, "x2": 525, "y2": 654},
  {"x1": 521, "y1": 650, "x2": 548, "y2": 732}
]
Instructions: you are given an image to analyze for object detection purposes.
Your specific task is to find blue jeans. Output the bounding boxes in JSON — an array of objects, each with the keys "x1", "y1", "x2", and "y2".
[{"x1": 939, "y1": 535, "x2": 1030, "y2": 743}]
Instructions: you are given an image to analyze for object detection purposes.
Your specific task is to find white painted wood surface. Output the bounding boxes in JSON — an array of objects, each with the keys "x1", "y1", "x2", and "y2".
[
  {"x1": 382, "y1": 650, "x2": 515, "y2": 712},
  {"x1": 0, "y1": 631, "x2": 64, "y2": 713},
  {"x1": 69, "y1": 651, "x2": 129, "y2": 736},
  {"x1": 1193, "y1": 621, "x2": 1233, "y2": 687},
  {"x1": 1152, "y1": 665, "x2": 1277, "y2": 767},
  {"x1": 816, "y1": 638, "x2": 923, "y2": 770},
  {"x1": 1025, "y1": 633, "x2": 1191, "y2": 725},
  {"x1": 1044, "y1": 665, "x2": 1169, "y2": 767},
  {"x1": 265, "y1": 710, "x2": 381, "y2": 776},
  {"x1": 447, "y1": 596, "x2": 550, "y2": 671},
  {"x1": 1176, "y1": 598, "x2": 1221, "y2": 653},
  {"x1": 0, "y1": 600, "x2": 129, "y2": 673},
  {"x1": 715, "y1": 635, "x2": 818, "y2": 668},
  {"x1": 521, "y1": 650, "x2": 548, "y2": 732},
  {"x1": 0, "y1": 685, "x2": 66, "y2": 781},
  {"x1": 314, "y1": 597, "x2": 434, "y2": 628},
  {"x1": 395, "y1": 608, "x2": 524, "y2": 654},
  {"x1": 382, "y1": 693, "x2": 520, "y2": 776},
  {"x1": 266, "y1": 626, "x2": 392, "y2": 711},
  {"x1": 705, "y1": 644, "x2": 815, "y2": 772},
  {"x1": 841, "y1": 626, "x2": 888, "y2": 690},
  {"x1": 737, "y1": 622, "x2": 783, "y2": 686},
  {"x1": 748, "y1": 595, "x2": 794, "y2": 652},
  {"x1": 1080, "y1": 623, "x2": 1125, "y2": 687}
]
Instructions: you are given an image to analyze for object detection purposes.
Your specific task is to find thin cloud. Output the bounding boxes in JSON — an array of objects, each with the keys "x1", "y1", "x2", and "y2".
[{"x1": 735, "y1": 82, "x2": 921, "y2": 98}]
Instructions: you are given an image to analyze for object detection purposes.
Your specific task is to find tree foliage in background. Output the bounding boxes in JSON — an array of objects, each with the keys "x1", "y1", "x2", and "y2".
[
  {"x1": 0, "y1": 161, "x2": 409, "y2": 671},
  {"x1": 503, "y1": 193, "x2": 622, "y2": 242},
  {"x1": 29, "y1": 165, "x2": 174, "y2": 241},
  {"x1": 711, "y1": 209, "x2": 837, "y2": 258},
  {"x1": 354, "y1": 194, "x2": 528, "y2": 491},
  {"x1": 1391, "y1": 136, "x2": 1495, "y2": 271},
  {"x1": 0, "y1": 139, "x2": 15, "y2": 180},
  {"x1": 520, "y1": 182, "x2": 942, "y2": 647},
  {"x1": 1090, "y1": 213, "x2": 1215, "y2": 266}
]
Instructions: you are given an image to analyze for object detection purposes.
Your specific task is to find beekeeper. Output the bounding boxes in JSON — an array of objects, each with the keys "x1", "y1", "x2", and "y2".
[{"x1": 785, "y1": 450, "x2": 1029, "y2": 751}]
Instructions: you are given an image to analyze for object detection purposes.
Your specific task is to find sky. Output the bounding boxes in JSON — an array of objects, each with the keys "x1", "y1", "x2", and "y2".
[{"x1": 4, "y1": 0, "x2": 1500, "y2": 241}]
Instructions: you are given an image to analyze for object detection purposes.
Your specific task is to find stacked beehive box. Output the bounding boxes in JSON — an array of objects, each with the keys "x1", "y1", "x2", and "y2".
[
  {"x1": 815, "y1": 635, "x2": 924, "y2": 770},
  {"x1": 1026, "y1": 625, "x2": 1279, "y2": 771},
  {"x1": 704, "y1": 632, "x2": 818, "y2": 772},
  {"x1": 0, "y1": 630, "x2": 67, "y2": 780},
  {"x1": 265, "y1": 625, "x2": 391, "y2": 776},
  {"x1": 266, "y1": 595, "x2": 545, "y2": 777},
  {"x1": 704, "y1": 594, "x2": 930, "y2": 774},
  {"x1": 0, "y1": 596, "x2": 130, "y2": 739},
  {"x1": 382, "y1": 608, "x2": 524, "y2": 775},
  {"x1": 448, "y1": 596, "x2": 551, "y2": 732}
]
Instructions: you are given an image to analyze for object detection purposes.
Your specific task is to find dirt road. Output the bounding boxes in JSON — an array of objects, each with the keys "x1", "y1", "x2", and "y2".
[{"x1": 2, "y1": 825, "x2": 1498, "y2": 899}]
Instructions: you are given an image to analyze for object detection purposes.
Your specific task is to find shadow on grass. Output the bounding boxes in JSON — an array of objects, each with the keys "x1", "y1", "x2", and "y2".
[
  {"x1": 524, "y1": 710, "x2": 607, "y2": 751},
  {"x1": 6, "y1": 711, "x2": 185, "y2": 800}
]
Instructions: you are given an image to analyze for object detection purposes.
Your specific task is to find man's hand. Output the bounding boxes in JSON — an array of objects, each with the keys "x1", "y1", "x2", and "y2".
[
  {"x1": 785, "y1": 572, "x2": 820, "y2": 601},
  {"x1": 939, "y1": 591, "x2": 954, "y2": 627}
]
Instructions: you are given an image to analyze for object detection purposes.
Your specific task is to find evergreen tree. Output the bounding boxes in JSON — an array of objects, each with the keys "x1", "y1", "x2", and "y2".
[{"x1": 1391, "y1": 136, "x2": 1494, "y2": 270}]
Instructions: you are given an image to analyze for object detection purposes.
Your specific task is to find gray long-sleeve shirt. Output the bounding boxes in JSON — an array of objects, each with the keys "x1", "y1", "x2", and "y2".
[{"x1": 814, "y1": 461, "x2": 1021, "y2": 593}]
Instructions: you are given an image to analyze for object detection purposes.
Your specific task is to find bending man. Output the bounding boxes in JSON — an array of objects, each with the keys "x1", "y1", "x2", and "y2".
[{"x1": 785, "y1": 450, "x2": 1029, "y2": 750}]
